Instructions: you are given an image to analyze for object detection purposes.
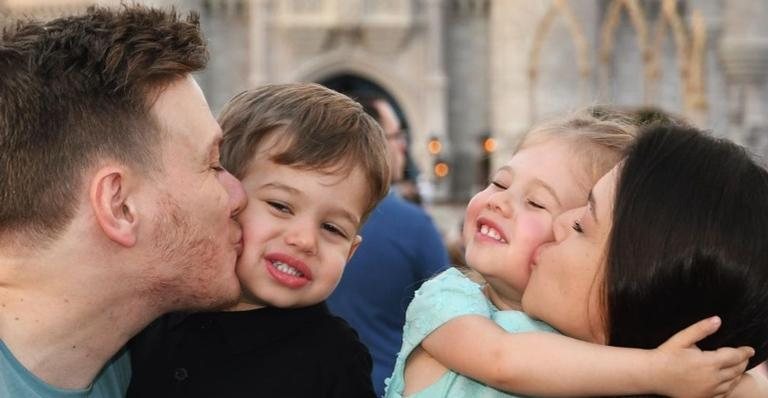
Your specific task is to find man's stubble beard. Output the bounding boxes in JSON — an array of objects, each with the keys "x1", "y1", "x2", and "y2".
[{"x1": 146, "y1": 195, "x2": 240, "y2": 313}]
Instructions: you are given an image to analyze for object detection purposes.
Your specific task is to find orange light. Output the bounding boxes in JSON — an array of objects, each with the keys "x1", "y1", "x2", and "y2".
[
  {"x1": 483, "y1": 137, "x2": 497, "y2": 153},
  {"x1": 434, "y1": 162, "x2": 449, "y2": 178},
  {"x1": 427, "y1": 139, "x2": 442, "y2": 155}
]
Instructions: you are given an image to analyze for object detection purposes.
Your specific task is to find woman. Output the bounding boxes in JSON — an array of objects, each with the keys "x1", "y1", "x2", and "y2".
[{"x1": 522, "y1": 125, "x2": 768, "y2": 396}]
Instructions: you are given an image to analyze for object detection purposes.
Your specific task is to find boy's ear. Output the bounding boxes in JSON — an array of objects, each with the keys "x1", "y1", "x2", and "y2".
[
  {"x1": 346, "y1": 235, "x2": 362, "y2": 262},
  {"x1": 90, "y1": 166, "x2": 138, "y2": 248}
]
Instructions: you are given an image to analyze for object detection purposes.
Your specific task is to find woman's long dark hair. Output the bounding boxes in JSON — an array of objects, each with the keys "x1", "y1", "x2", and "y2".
[{"x1": 605, "y1": 126, "x2": 768, "y2": 374}]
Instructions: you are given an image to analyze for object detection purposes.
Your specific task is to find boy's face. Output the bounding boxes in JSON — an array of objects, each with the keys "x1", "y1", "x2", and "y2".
[
  {"x1": 232, "y1": 142, "x2": 366, "y2": 309},
  {"x1": 462, "y1": 139, "x2": 591, "y2": 309}
]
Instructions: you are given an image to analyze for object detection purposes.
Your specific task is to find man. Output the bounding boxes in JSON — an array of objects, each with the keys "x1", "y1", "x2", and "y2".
[
  {"x1": 327, "y1": 94, "x2": 449, "y2": 396},
  {"x1": 0, "y1": 6, "x2": 246, "y2": 396}
]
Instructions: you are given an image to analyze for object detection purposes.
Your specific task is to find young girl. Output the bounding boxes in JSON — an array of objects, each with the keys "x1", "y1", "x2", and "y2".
[{"x1": 384, "y1": 111, "x2": 754, "y2": 397}]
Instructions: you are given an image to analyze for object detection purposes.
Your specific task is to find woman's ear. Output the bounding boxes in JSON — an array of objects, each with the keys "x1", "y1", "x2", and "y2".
[{"x1": 90, "y1": 166, "x2": 138, "y2": 247}]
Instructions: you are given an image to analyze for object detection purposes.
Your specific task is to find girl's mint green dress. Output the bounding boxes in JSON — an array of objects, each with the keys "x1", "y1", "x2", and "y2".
[{"x1": 384, "y1": 267, "x2": 556, "y2": 398}]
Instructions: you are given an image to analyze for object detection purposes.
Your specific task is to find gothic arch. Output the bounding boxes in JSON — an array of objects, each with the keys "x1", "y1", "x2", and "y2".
[{"x1": 288, "y1": 53, "x2": 423, "y2": 144}]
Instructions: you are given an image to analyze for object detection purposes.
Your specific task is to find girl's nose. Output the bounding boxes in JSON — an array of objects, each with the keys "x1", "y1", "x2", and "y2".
[{"x1": 486, "y1": 191, "x2": 512, "y2": 218}]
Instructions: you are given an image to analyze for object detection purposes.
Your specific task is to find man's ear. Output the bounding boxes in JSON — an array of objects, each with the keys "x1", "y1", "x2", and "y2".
[
  {"x1": 346, "y1": 235, "x2": 362, "y2": 262},
  {"x1": 90, "y1": 167, "x2": 138, "y2": 247}
]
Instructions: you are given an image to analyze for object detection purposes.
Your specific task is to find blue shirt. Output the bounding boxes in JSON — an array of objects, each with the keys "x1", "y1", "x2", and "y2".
[
  {"x1": 385, "y1": 268, "x2": 556, "y2": 398},
  {"x1": 328, "y1": 192, "x2": 449, "y2": 397},
  {"x1": 0, "y1": 340, "x2": 131, "y2": 397}
]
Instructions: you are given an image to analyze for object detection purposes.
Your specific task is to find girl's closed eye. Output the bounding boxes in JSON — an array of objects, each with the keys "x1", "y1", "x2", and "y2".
[
  {"x1": 491, "y1": 180, "x2": 507, "y2": 190},
  {"x1": 527, "y1": 199, "x2": 546, "y2": 210}
]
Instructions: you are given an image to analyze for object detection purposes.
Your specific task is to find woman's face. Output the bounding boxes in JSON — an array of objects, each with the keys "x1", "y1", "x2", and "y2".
[{"x1": 521, "y1": 165, "x2": 619, "y2": 344}]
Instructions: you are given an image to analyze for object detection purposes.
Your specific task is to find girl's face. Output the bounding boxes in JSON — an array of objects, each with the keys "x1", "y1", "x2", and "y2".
[
  {"x1": 522, "y1": 165, "x2": 619, "y2": 343},
  {"x1": 463, "y1": 139, "x2": 591, "y2": 310}
]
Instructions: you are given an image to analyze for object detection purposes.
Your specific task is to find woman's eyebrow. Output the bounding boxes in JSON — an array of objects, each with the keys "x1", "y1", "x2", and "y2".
[{"x1": 588, "y1": 190, "x2": 598, "y2": 223}]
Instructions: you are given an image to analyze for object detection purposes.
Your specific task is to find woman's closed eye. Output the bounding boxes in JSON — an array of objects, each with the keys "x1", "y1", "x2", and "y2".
[{"x1": 572, "y1": 220, "x2": 584, "y2": 233}]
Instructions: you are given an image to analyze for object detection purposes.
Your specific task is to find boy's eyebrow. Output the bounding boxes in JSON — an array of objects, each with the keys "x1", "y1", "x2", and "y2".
[
  {"x1": 329, "y1": 208, "x2": 361, "y2": 229},
  {"x1": 261, "y1": 181, "x2": 300, "y2": 193},
  {"x1": 587, "y1": 190, "x2": 598, "y2": 223}
]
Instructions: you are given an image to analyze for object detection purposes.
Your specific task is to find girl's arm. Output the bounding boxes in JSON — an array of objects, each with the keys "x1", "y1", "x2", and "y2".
[{"x1": 417, "y1": 315, "x2": 753, "y2": 397}]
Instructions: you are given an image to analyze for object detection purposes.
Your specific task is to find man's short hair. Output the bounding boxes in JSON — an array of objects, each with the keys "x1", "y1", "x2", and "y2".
[
  {"x1": 218, "y1": 83, "x2": 391, "y2": 221},
  {"x1": 0, "y1": 5, "x2": 208, "y2": 242}
]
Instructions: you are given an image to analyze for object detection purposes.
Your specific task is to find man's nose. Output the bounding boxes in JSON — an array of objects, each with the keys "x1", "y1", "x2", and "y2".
[{"x1": 221, "y1": 170, "x2": 247, "y2": 218}]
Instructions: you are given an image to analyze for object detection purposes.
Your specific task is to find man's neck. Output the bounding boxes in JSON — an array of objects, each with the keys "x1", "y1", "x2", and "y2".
[{"x1": 0, "y1": 262, "x2": 159, "y2": 389}]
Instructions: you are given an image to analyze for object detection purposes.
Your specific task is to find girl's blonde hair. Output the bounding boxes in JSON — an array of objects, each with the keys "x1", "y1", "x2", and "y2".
[{"x1": 518, "y1": 108, "x2": 641, "y2": 183}]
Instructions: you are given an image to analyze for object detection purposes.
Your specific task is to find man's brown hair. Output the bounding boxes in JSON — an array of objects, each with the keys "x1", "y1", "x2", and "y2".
[
  {"x1": 0, "y1": 5, "x2": 208, "y2": 241},
  {"x1": 219, "y1": 83, "x2": 391, "y2": 221}
]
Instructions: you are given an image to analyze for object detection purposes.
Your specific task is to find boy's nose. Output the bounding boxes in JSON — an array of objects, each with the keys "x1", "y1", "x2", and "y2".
[{"x1": 285, "y1": 227, "x2": 318, "y2": 256}]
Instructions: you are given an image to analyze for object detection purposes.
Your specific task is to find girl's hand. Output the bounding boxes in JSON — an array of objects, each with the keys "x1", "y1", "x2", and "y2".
[{"x1": 652, "y1": 316, "x2": 754, "y2": 398}]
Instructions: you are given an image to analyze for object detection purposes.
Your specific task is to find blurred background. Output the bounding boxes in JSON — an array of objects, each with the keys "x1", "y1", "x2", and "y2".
[{"x1": 3, "y1": 0, "x2": 768, "y2": 235}]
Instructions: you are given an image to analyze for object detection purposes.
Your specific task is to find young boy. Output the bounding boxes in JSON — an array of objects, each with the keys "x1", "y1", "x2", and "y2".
[{"x1": 128, "y1": 83, "x2": 390, "y2": 397}]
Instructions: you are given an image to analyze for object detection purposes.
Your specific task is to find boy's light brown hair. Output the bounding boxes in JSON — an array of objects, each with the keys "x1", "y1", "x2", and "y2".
[{"x1": 219, "y1": 83, "x2": 391, "y2": 221}]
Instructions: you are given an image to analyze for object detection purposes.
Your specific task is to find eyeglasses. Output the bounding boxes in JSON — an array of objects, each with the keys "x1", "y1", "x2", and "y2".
[{"x1": 386, "y1": 130, "x2": 407, "y2": 142}]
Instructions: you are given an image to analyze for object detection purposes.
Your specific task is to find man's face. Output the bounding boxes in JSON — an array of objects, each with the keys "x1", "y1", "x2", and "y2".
[
  {"x1": 143, "y1": 75, "x2": 247, "y2": 311},
  {"x1": 374, "y1": 100, "x2": 406, "y2": 182}
]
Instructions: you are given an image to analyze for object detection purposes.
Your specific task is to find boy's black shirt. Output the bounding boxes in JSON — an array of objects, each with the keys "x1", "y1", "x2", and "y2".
[{"x1": 127, "y1": 302, "x2": 376, "y2": 398}]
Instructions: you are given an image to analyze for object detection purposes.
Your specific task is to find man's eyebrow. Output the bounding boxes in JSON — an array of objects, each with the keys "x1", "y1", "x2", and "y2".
[
  {"x1": 207, "y1": 134, "x2": 223, "y2": 159},
  {"x1": 588, "y1": 190, "x2": 598, "y2": 223}
]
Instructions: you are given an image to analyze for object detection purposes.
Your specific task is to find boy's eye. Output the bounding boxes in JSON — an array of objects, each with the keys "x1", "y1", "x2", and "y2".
[
  {"x1": 211, "y1": 164, "x2": 225, "y2": 172},
  {"x1": 267, "y1": 200, "x2": 292, "y2": 214},
  {"x1": 527, "y1": 199, "x2": 546, "y2": 210},
  {"x1": 322, "y1": 223, "x2": 348, "y2": 239}
]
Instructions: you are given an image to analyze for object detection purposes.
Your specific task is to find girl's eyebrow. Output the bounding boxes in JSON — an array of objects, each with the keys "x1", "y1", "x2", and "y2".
[
  {"x1": 530, "y1": 179, "x2": 561, "y2": 207},
  {"x1": 496, "y1": 165, "x2": 562, "y2": 207}
]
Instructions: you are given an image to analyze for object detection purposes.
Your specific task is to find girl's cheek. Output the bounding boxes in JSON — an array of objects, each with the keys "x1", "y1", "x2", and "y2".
[{"x1": 519, "y1": 215, "x2": 553, "y2": 247}]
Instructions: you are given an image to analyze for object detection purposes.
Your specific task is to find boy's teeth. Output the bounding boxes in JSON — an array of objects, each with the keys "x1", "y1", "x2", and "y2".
[{"x1": 273, "y1": 261, "x2": 303, "y2": 277}]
